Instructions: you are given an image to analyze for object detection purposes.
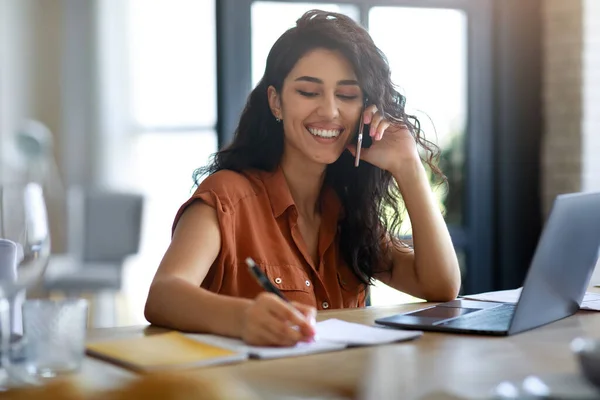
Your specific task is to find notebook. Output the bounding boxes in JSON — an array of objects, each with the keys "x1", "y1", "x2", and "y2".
[
  {"x1": 87, "y1": 319, "x2": 422, "y2": 371},
  {"x1": 186, "y1": 318, "x2": 423, "y2": 360},
  {"x1": 86, "y1": 331, "x2": 248, "y2": 372}
]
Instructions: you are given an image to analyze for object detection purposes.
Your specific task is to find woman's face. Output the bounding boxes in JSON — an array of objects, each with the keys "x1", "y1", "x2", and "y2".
[{"x1": 268, "y1": 48, "x2": 364, "y2": 167}]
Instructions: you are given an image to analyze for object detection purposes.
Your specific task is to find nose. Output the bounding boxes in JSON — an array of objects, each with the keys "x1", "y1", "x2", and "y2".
[{"x1": 316, "y1": 92, "x2": 339, "y2": 120}]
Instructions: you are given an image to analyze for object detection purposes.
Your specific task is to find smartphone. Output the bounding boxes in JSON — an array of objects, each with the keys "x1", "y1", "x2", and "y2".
[{"x1": 351, "y1": 102, "x2": 372, "y2": 167}]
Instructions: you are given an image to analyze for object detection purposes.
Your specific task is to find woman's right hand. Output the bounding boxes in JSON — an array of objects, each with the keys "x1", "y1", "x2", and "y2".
[{"x1": 240, "y1": 293, "x2": 317, "y2": 346}]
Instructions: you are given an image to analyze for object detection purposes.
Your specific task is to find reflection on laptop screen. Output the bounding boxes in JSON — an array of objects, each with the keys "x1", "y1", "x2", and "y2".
[{"x1": 406, "y1": 307, "x2": 480, "y2": 319}]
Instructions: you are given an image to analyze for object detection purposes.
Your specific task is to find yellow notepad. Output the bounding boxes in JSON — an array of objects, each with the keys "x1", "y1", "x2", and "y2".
[{"x1": 86, "y1": 331, "x2": 248, "y2": 372}]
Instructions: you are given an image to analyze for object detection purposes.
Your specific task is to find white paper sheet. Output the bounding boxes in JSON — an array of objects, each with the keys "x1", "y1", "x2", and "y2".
[
  {"x1": 461, "y1": 287, "x2": 600, "y2": 311},
  {"x1": 315, "y1": 318, "x2": 422, "y2": 346},
  {"x1": 186, "y1": 318, "x2": 421, "y2": 359}
]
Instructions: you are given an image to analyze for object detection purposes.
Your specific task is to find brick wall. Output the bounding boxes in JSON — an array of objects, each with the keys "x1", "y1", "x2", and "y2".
[
  {"x1": 543, "y1": 0, "x2": 600, "y2": 212},
  {"x1": 542, "y1": 0, "x2": 584, "y2": 216},
  {"x1": 543, "y1": 0, "x2": 600, "y2": 280}
]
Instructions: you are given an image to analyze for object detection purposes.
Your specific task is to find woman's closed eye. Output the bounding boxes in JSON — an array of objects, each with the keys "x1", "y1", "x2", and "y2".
[
  {"x1": 297, "y1": 89, "x2": 318, "y2": 97},
  {"x1": 296, "y1": 90, "x2": 359, "y2": 101},
  {"x1": 337, "y1": 94, "x2": 358, "y2": 100}
]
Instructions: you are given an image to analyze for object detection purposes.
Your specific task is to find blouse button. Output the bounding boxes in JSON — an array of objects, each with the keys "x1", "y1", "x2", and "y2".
[
  {"x1": 322, "y1": 301, "x2": 329, "y2": 309},
  {"x1": 305, "y1": 280, "x2": 311, "y2": 287},
  {"x1": 274, "y1": 277, "x2": 282, "y2": 284}
]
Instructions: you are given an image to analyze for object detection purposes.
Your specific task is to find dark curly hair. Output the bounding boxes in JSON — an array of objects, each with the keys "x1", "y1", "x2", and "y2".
[{"x1": 194, "y1": 10, "x2": 444, "y2": 286}]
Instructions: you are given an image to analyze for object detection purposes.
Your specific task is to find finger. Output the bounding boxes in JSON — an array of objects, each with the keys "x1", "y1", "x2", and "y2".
[
  {"x1": 267, "y1": 319, "x2": 303, "y2": 346},
  {"x1": 292, "y1": 304, "x2": 317, "y2": 340},
  {"x1": 262, "y1": 295, "x2": 303, "y2": 321},
  {"x1": 291, "y1": 302, "x2": 317, "y2": 327},
  {"x1": 292, "y1": 302, "x2": 316, "y2": 320},
  {"x1": 242, "y1": 312, "x2": 284, "y2": 346},
  {"x1": 363, "y1": 105, "x2": 378, "y2": 125},
  {"x1": 251, "y1": 325, "x2": 293, "y2": 347},
  {"x1": 267, "y1": 300, "x2": 315, "y2": 338},
  {"x1": 375, "y1": 120, "x2": 391, "y2": 141},
  {"x1": 369, "y1": 112, "x2": 384, "y2": 138},
  {"x1": 247, "y1": 310, "x2": 301, "y2": 346},
  {"x1": 245, "y1": 327, "x2": 280, "y2": 346}
]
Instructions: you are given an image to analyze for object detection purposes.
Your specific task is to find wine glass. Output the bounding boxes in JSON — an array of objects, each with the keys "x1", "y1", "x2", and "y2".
[{"x1": 0, "y1": 182, "x2": 51, "y2": 386}]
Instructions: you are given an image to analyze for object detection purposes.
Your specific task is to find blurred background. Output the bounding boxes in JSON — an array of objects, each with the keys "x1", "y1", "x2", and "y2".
[{"x1": 0, "y1": 0, "x2": 598, "y2": 328}]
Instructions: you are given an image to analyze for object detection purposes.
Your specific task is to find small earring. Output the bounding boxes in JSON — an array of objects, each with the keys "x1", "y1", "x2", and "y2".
[{"x1": 275, "y1": 116, "x2": 281, "y2": 123}]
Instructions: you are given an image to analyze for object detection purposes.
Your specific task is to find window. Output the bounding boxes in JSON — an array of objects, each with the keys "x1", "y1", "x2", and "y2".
[
  {"x1": 128, "y1": 0, "x2": 216, "y2": 129},
  {"x1": 251, "y1": 2, "x2": 359, "y2": 87},
  {"x1": 119, "y1": 0, "x2": 218, "y2": 325},
  {"x1": 368, "y1": 6, "x2": 468, "y2": 304},
  {"x1": 245, "y1": 2, "x2": 471, "y2": 306},
  {"x1": 369, "y1": 6, "x2": 467, "y2": 228}
]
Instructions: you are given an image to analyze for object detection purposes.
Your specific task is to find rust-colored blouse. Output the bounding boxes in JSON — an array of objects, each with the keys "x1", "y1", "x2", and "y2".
[{"x1": 172, "y1": 167, "x2": 367, "y2": 310}]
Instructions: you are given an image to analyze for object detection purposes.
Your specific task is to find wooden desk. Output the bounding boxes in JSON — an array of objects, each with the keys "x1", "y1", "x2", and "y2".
[{"x1": 81, "y1": 296, "x2": 600, "y2": 399}]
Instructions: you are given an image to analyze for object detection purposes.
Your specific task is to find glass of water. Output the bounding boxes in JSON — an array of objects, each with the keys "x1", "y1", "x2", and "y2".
[
  {"x1": 0, "y1": 182, "x2": 52, "y2": 386},
  {"x1": 22, "y1": 299, "x2": 88, "y2": 378}
]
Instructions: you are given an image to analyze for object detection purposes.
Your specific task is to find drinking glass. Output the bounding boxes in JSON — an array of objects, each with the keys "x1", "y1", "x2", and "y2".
[
  {"x1": 0, "y1": 182, "x2": 51, "y2": 386},
  {"x1": 22, "y1": 299, "x2": 88, "y2": 378}
]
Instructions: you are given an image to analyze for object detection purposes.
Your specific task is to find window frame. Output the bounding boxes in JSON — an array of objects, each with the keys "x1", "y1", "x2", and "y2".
[
  {"x1": 217, "y1": 0, "x2": 497, "y2": 295},
  {"x1": 59, "y1": 0, "x2": 541, "y2": 298}
]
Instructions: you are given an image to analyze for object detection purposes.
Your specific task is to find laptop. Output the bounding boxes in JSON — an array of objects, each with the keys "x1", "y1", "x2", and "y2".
[{"x1": 375, "y1": 191, "x2": 600, "y2": 336}]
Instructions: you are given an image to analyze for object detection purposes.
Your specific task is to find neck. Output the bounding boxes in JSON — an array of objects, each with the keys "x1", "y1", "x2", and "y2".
[{"x1": 280, "y1": 150, "x2": 326, "y2": 218}]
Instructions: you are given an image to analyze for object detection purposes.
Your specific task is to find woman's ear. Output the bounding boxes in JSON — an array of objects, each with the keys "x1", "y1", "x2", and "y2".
[{"x1": 267, "y1": 86, "x2": 282, "y2": 121}]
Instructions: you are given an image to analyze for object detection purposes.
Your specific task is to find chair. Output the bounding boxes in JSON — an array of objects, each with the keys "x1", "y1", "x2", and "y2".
[{"x1": 43, "y1": 187, "x2": 144, "y2": 327}]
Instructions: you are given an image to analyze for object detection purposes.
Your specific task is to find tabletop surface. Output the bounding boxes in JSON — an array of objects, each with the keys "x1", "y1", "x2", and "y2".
[{"x1": 79, "y1": 288, "x2": 600, "y2": 399}]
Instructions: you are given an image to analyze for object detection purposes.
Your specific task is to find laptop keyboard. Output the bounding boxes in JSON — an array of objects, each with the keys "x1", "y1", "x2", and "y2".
[{"x1": 437, "y1": 304, "x2": 516, "y2": 332}]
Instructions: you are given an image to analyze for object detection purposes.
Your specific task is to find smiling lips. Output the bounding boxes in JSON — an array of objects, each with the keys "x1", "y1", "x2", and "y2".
[{"x1": 306, "y1": 126, "x2": 343, "y2": 139}]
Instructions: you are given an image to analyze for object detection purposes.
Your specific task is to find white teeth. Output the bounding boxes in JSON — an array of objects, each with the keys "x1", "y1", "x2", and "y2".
[{"x1": 307, "y1": 127, "x2": 342, "y2": 138}]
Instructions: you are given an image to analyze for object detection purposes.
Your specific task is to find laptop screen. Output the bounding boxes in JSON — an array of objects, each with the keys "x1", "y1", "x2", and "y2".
[{"x1": 406, "y1": 307, "x2": 480, "y2": 319}]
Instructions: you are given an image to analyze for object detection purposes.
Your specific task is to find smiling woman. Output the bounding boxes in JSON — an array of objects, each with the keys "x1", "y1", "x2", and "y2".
[
  {"x1": 144, "y1": 9, "x2": 460, "y2": 348},
  {"x1": 267, "y1": 48, "x2": 363, "y2": 165}
]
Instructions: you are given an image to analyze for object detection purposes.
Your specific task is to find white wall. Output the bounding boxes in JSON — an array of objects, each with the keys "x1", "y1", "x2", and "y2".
[
  {"x1": 1, "y1": 0, "x2": 35, "y2": 170},
  {"x1": 582, "y1": 0, "x2": 600, "y2": 193},
  {"x1": 0, "y1": 0, "x2": 66, "y2": 251},
  {"x1": 0, "y1": 0, "x2": 9, "y2": 159}
]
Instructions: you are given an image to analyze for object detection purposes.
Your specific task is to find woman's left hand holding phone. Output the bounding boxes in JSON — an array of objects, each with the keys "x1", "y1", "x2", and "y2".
[{"x1": 346, "y1": 104, "x2": 420, "y2": 176}]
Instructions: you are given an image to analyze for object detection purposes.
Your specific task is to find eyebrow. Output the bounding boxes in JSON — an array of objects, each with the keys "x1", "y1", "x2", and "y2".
[{"x1": 294, "y1": 76, "x2": 359, "y2": 86}]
